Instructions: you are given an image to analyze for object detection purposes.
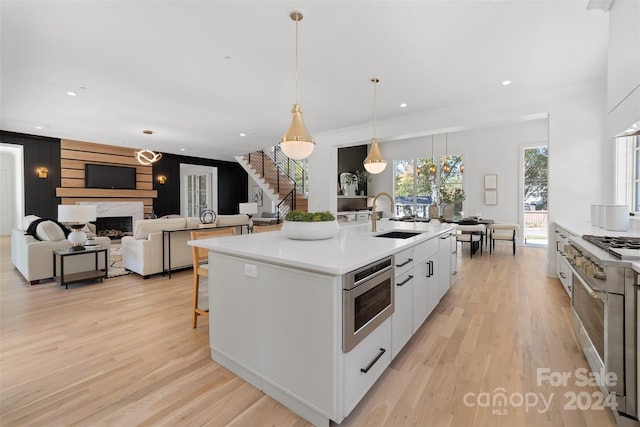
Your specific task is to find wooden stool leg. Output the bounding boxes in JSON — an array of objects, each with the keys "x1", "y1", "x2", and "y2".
[{"x1": 193, "y1": 273, "x2": 200, "y2": 328}]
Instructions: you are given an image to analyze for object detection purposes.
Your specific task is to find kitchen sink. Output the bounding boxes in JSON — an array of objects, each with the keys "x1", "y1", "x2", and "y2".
[{"x1": 374, "y1": 230, "x2": 423, "y2": 239}]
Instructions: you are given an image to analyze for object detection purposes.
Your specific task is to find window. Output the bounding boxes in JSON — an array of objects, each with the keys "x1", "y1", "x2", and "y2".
[
  {"x1": 393, "y1": 155, "x2": 464, "y2": 218},
  {"x1": 614, "y1": 136, "x2": 638, "y2": 212}
]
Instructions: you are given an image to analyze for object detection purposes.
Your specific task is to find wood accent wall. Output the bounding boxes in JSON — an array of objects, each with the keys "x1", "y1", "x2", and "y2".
[{"x1": 55, "y1": 139, "x2": 157, "y2": 215}]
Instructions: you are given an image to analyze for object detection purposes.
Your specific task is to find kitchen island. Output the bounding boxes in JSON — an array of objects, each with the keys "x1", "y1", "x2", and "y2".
[{"x1": 189, "y1": 220, "x2": 456, "y2": 426}]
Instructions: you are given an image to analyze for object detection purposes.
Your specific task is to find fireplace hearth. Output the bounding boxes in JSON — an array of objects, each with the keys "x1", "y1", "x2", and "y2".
[{"x1": 95, "y1": 216, "x2": 133, "y2": 239}]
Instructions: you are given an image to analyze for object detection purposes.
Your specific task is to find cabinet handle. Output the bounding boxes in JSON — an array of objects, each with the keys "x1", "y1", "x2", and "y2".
[
  {"x1": 559, "y1": 272, "x2": 566, "y2": 279},
  {"x1": 396, "y1": 258, "x2": 413, "y2": 268},
  {"x1": 360, "y1": 348, "x2": 386, "y2": 373},
  {"x1": 426, "y1": 260, "x2": 433, "y2": 277},
  {"x1": 397, "y1": 275, "x2": 413, "y2": 286}
]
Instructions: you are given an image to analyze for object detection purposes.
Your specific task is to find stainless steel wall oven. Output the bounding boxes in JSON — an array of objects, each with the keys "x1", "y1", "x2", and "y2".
[{"x1": 343, "y1": 256, "x2": 394, "y2": 352}]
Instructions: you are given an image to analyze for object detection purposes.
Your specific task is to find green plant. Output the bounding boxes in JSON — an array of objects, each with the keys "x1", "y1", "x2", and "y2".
[
  {"x1": 439, "y1": 187, "x2": 466, "y2": 204},
  {"x1": 354, "y1": 170, "x2": 371, "y2": 185},
  {"x1": 343, "y1": 173, "x2": 358, "y2": 186},
  {"x1": 284, "y1": 210, "x2": 336, "y2": 222}
]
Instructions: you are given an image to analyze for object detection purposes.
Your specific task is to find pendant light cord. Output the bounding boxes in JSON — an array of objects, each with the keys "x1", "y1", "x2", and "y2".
[
  {"x1": 295, "y1": 16, "x2": 299, "y2": 104},
  {"x1": 372, "y1": 78, "x2": 378, "y2": 138}
]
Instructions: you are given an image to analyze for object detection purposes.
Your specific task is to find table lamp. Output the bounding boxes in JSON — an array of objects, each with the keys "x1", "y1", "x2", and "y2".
[
  {"x1": 58, "y1": 205, "x2": 97, "y2": 251},
  {"x1": 239, "y1": 202, "x2": 258, "y2": 218}
]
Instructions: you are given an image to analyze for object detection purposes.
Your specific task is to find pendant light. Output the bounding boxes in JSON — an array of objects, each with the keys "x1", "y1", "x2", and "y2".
[
  {"x1": 428, "y1": 135, "x2": 437, "y2": 175},
  {"x1": 442, "y1": 133, "x2": 451, "y2": 174},
  {"x1": 363, "y1": 78, "x2": 387, "y2": 174},
  {"x1": 135, "y1": 149, "x2": 162, "y2": 165},
  {"x1": 279, "y1": 11, "x2": 315, "y2": 160}
]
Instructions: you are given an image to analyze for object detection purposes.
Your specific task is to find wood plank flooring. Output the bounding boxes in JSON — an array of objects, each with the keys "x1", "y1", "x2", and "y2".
[{"x1": 0, "y1": 237, "x2": 616, "y2": 426}]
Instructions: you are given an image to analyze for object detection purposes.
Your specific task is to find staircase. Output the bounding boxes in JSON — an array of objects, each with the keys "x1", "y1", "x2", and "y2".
[{"x1": 236, "y1": 147, "x2": 308, "y2": 220}]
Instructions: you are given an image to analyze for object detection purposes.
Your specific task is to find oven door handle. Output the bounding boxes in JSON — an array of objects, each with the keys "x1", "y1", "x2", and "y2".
[{"x1": 577, "y1": 273, "x2": 605, "y2": 301}]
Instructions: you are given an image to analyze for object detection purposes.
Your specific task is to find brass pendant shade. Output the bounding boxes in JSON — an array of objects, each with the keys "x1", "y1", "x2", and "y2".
[
  {"x1": 364, "y1": 138, "x2": 387, "y2": 174},
  {"x1": 280, "y1": 103, "x2": 315, "y2": 160},
  {"x1": 363, "y1": 78, "x2": 387, "y2": 174},
  {"x1": 279, "y1": 11, "x2": 315, "y2": 160}
]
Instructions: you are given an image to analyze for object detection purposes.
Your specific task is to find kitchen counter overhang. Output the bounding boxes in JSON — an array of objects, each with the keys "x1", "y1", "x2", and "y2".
[{"x1": 188, "y1": 220, "x2": 456, "y2": 275}]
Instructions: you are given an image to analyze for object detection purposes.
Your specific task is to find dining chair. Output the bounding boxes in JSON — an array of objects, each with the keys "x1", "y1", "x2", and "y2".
[
  {"x1": 252, "y1": 223, "x2": 283, "y2": 233},
  {"x1": 488, "y1": 223, "x2": 520, "y2": 255},
  {"x1": 190, "y1": 227, "x2": 236, "y2": 328},
  {"x1": 456, "y1": 224, "x2": 486, "y2": 258}
]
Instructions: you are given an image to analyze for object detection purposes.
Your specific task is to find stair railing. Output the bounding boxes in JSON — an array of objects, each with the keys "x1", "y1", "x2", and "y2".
[
  {"x1": 276, "y1": 189, "x2": 296, "y2": 222},
  {"x1": 247, "y1": 146, "x2": 308, "y2": 196}
]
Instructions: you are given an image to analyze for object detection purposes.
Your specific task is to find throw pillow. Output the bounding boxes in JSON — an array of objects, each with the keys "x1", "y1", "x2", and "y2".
[
  {"x1": 25, "y1": 218, "x2": 70, "y2": 241},
  {"x1": 22, "y1": 215, "x2": 40, "y2": 231}
]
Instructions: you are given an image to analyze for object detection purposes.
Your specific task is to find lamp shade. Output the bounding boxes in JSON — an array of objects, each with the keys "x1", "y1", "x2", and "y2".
[
  {"x1": 239, "y1": 202, "x2": 258, "y2": 215},
  {"x1": 279, "y1": 104, "x2": 315, "y2": 160},
  {"x1": 363, "y1": 138, "x2": 387, "y2": 174},
  {"x1": 58, "y1": 205, "x2": 97, "y2": 224}
]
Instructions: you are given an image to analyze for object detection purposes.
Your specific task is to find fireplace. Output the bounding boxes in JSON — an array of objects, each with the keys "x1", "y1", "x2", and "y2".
[{"x1": 95, "y1": 216, "x2": 133, "y2": 239}]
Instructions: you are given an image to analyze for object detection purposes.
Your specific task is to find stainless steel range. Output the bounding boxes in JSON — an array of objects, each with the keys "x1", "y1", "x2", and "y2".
[{"x1": 566, "y1": 235, "x2": 639, "y2": 424}]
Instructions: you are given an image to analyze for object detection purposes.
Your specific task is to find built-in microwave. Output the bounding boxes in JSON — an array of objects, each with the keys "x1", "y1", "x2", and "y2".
[{"x1": 343, "y1": 256, "x2": 395, "y2": 352}]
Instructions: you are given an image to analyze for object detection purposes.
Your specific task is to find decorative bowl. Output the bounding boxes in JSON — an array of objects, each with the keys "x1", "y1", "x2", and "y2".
[{"x1": 281, "y1": 220, "x2": 340, "y2": 240}]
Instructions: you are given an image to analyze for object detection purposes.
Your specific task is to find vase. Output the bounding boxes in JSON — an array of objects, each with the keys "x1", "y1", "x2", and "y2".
[
  {"x1": 442, "y1": 204, "x2": 454, "y2": 221},
  {"x1": 428, "y1": 204, "x2": 439, "y2": 220},
  {"x1": 281, "y1": 220, "x2": 340, "y2": 240}
]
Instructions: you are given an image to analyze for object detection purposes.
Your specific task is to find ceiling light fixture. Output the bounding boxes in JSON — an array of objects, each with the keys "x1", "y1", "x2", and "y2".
[
  {"x1": 502, "y1": 80, "x2": 512, "y2": 86},
  {"x1": 442, "y1": 133, "x2": 451, "y2": 174},
  {"x1": 66, "y1": 91, "x2": 77, "y2": 96},
  {"x1": 400, "y1": 103, "x2": 407, "y2": 108},
  {"x1": 135, "y1": 149, "x2": 162, "y2": 165},
  {"x1": 363, "y1": 78, "x2": 387, "y2": 174},
  {"x1": 428, "y1": 135, "x2": 437, "y2": 175},
  {"x1": 279, "y1": 11, "x2": 315, "y2": 161}
]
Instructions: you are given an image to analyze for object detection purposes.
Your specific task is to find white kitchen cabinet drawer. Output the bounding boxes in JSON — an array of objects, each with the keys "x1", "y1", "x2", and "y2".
[
  {"x1": 394, "y1": 248, "x2": 414, "y2": 277},
  {"x1": 344, "y1": 317, "x2": 392, "y2": 416},
  {"x1": 392, "y1": 270, "x2": 414, "y2": 359},
  {"x1": 414, "y1": 238, "x2": 438, "y2": 262}
]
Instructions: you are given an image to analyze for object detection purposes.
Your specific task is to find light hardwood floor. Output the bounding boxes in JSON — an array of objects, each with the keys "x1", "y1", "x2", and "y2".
[{"x1": 0, "y1": 237, "x2": 617, "y2": 426}]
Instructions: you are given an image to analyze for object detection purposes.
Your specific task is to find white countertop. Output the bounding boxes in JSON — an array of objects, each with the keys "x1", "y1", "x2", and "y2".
[
  {"x1": 556, "y1": 220, "x2": 640, "y2": 270},
  {"x1": 189, "y1": 220, "x2": 456, "y2": 275}
]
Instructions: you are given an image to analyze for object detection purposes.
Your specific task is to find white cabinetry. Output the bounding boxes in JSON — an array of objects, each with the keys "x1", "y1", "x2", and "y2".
[
  {"x1": 209, "y1": 254, "x2": 340, "y2": 425},
  {"x1": 413, "y1": 239, "x2": 439, "y2": 331},
  {"x1": 554, "y1": 224, "x2": 575, "y2": 299},
  {"x1": 344, "y1": 317, "x2": 392, "y2": 415},
  {"x1": 437, "y1": 231, "x2": 456, "y2": 300},
  {"x1": 392, "y1": 248, "x2": 415, "y2": 358}
]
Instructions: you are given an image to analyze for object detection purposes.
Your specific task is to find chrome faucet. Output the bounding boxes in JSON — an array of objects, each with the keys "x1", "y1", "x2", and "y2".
[{"x1": 371, "y1": 192, "x2": 395, "y2": 232}]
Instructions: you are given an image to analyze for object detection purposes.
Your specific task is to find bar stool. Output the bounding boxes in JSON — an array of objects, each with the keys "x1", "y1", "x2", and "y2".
[
  {"x1": 488, "y1": 223, "x2": 519, "y2": 255},
  {"x1": 190, "y1": 228, "x2": 236, "y2": 328},
  {"x1": 252, "y1": 223, "x2": 283, "y2": 233}
]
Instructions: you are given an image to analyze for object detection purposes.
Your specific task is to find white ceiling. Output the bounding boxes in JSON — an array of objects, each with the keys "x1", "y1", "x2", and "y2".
[{"x1": 0, "y1": 1, "x2": 609, "y2": 161}]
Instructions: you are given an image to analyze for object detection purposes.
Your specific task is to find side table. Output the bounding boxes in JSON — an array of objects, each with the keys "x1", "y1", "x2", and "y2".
[{"x1": 53, "y1": 246, "x2": 108, "y2": 289}]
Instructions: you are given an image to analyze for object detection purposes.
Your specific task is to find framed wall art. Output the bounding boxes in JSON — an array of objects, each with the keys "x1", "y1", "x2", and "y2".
[
  {"x1": 485, "y1": 190, "x2": 498, "y2": 205},
  {"x1": 252, "y1": 186, "x2": 263, "y2": 207},
  {"x1": 484, "y1": 174, "x2": 497, "y2": 190}
]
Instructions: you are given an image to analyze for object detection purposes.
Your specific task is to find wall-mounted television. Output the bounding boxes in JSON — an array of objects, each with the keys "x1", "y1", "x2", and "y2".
[{"x1": 85, "y1": 164, "x2": 137, "y2": 189}]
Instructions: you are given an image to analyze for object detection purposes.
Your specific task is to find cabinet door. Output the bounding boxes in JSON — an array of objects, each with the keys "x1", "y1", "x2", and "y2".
[
  {"x1": 437, "y1": 234, "x2": 452, "y2": 300},
  {"x1": 392, "y1": 270, "x2": 415, "y2": 358},
  {"x1": 413, "y1": 256, "x2": 438, "y2": 331}
]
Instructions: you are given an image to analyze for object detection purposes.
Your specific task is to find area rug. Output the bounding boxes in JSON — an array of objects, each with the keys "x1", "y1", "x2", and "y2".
[{"x1": 109, "y1": 243, "x2": 130, "y2": 278}]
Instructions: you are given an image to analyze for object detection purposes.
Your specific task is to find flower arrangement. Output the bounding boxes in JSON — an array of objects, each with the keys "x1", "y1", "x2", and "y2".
[
  {"x1": 284, "y1": 210, "x2": 336, "y2": 222},
  {"x1": 354, "y1": 170, "x2": 371, "y2": 186},
  {"x1": 439, "y1": 187, "x2": 466, "y2": 204}
]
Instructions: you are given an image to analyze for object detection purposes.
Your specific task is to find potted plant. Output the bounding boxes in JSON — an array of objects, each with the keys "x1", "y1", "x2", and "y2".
[
  {"x1": 354, "y1": 170, "x2": 371, "y2": 195},
  {"x1": 439, "y1": 187, "x2": 466, "y2": 220},
  {"x1": 282, "y1": 210, "x2": 340, "y2": 240}
]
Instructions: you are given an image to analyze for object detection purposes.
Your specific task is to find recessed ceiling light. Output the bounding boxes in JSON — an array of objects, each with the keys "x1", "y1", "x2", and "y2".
[
  {"x1": 502, "y1": 80, "x2": 512, "y2": 86},
  {"x1": 180, "y1": 148, "x2": 186, "y2": 152},
  {"x1": 400, "y1": 103, "x2": 407, "y2": 108},
  {"x1": 66, "y1": 91, "x2": 77, "y2": 96},
  {"x1": 35, "y1": 126, "x2": 43, "y2": 130}
]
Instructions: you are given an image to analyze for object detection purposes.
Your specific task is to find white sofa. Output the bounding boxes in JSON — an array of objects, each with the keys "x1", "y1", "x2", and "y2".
[
  {"x1": 120, "y1": 215, "x2": 249, "y2": 278},
  {"x1": 11, "y1": 218, "x2": 111, "y2": 285}
]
